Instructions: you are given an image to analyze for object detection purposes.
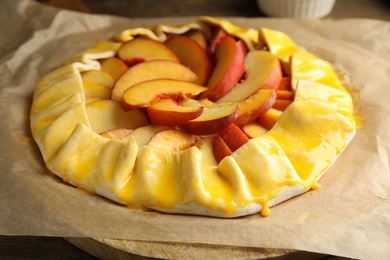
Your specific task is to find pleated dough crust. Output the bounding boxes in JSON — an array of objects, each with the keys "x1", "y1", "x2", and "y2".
[{"x1": 30, "y1": 17, "x2": 356, "y2": 218}]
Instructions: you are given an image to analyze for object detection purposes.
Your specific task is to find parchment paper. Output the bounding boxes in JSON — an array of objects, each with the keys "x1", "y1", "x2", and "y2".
[{"x1": 1, "y1": 0, "x2": 390, "y2": 259}]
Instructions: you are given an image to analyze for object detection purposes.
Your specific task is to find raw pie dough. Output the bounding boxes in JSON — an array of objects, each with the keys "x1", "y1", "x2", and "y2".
[{"x1": 30, "y1": 17, "x2": 356, "y2": 218}]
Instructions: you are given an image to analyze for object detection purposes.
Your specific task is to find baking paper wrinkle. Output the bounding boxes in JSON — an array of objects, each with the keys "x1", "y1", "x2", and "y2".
[{"x1": 1, "y1": 0, "x2": 390, "y2": 259}]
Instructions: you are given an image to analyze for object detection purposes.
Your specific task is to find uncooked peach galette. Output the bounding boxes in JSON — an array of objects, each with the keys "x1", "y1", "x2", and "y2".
[{"x1": 30, "y1": 16, "x2": 356, "y2": 218}]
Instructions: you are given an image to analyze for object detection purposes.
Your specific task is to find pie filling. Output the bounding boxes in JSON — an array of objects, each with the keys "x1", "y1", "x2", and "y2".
[{"x1": 30, "y1": 16, "x2": 356, "y2": 218}]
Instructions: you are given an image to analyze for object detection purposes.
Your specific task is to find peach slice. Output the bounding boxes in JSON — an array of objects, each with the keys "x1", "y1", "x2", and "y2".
[
  {"x1": 81, "y1": 70, "x2": 115, "y2": 88},
  {"x1": 111, "y1": 60, "x2": 197, "y2": 102},
  {"x1": 146, "y1": 98, "x2": 204, "y2": 126},
  {"x1": 99, "y1": 57, "x2": 129, "y2": 82},
  {"x1": 256, "y1": 108, "x2": 283, "y2": 130},
  {"x1": 125, "y1": 125, "x2": 171, "y2": 148},
  {"x1": 219, "y1": 123, "x2": 249, "y2": 152},
  {"x1": 200, "y1": 36, "x2": 246, "y2": 101},
  {"x1": 242, "y1": 121, "x2": 269, "y2": 138},
  {"x1": 234, "y1": 89, "x2": 277, "y2": 126},
  {"x1": 117, "y1": 37, "x2": 179, "y2": 66},
  {"x1": 165, "y1": 35, "x2": 212, "y2": 86},
  {"x1": 86, "y1": 99, "x2": 149, "y2": 133},
  {"x1": 278, "y1": 77, "x2": 292, "y2": 91},
  {"x1": 217, "y1": 50, "x2": 282, "y2": 103},
  {"x1": 208, "y1": 28, "x2": 228, "y2": 56},
  {"x1": 148, "y1": 129, "x2": 201, "y2": 151},
  {"x1": 100, "y1": 128, "x2": 133, "y2": 140},
  {"x1": 212, "y1": 135, "x2": 232, "y2": 163},
  {"x1": 181, "y1": 100, "x2": 239, "y2": 135},
  {"x1": 121, "y1": 79, "x2": 207, "y2": 111},
  {"x1": 276, "y1": 90, "x2": 294, "y2": 100},
  {"x1": 272, "y1": 99, "x2": 293, "y2": 111},
  {"x1": 184, "y1": 30, "x2": 208, "y2": 50}
]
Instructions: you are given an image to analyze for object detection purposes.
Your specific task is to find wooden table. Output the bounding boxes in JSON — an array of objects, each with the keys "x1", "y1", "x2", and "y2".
[{"x1": 2, "y1": 0, "x2": 389, "y2": 259}]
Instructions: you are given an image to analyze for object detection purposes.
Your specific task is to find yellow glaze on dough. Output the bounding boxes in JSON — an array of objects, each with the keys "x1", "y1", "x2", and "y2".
[
  {"x1": 267, "y1": 101, "x2": 354, "y2": 185},
  {"x1": 290, "y1": 51, "x2": 346, "y2": 92},
  {"x1": 30, "y1": 17, "x2": 356, "y2": 218},
  {"x1": 49, "y1": 124, "x2": 139, "y2": 202},
  {"x1": 259, "y1": 28, "x2": 301, "y2": 65}
]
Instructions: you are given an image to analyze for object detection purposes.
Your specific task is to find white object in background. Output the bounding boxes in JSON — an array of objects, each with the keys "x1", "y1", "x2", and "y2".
[{"x1": 257, "y1": 0, "x2": 336, "y2": 18}]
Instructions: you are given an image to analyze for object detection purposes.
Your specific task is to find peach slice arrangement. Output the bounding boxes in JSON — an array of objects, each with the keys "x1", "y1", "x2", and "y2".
[
  {"x1": 30, "y1": 16, "x2": 356, "y2": 218},
  {"x1": 110, "y1": 25, "x2": 287, "y2": 163}
]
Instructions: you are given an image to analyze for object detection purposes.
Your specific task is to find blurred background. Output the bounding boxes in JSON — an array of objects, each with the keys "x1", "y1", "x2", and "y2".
[{"x1": 37, "y1": 0, "x2": 390, "y2": 20}]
